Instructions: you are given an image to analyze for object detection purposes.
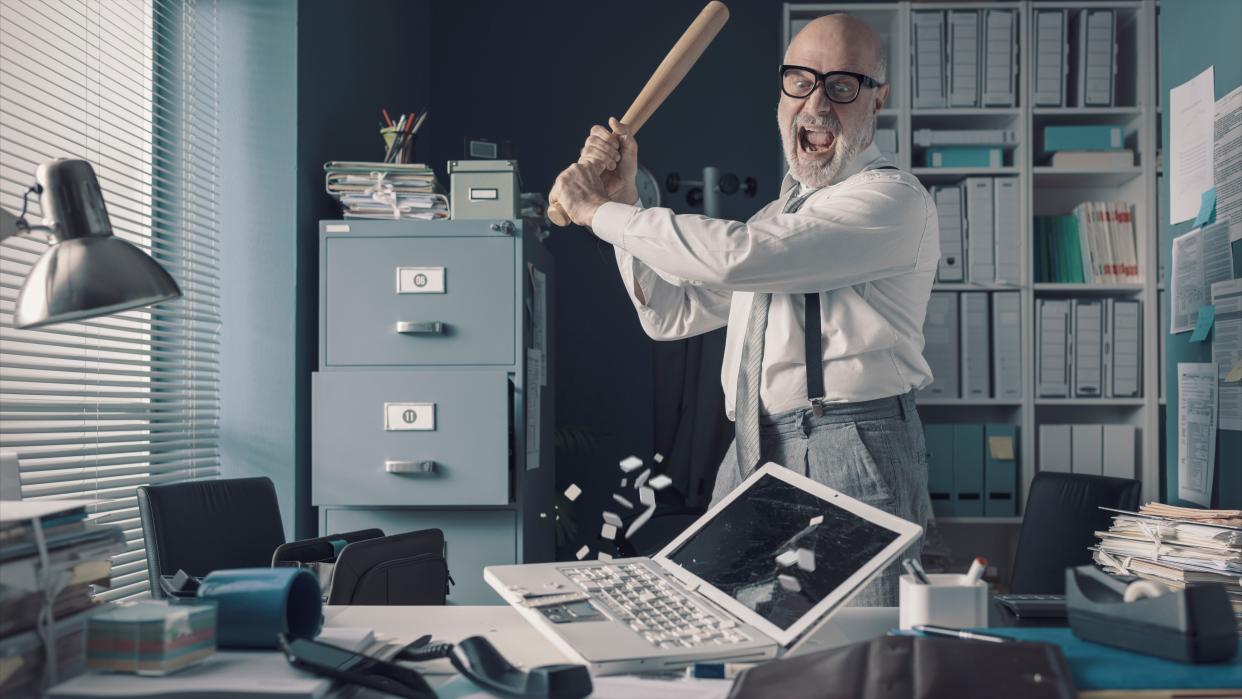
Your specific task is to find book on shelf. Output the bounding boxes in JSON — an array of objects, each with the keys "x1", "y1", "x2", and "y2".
[
  {"x1": 1035, "y1": 298, "x2": 1142, "y2": 399},
  {"x1": 1044, "y1": 125, "x2": 1123, "y2": 152},
  {"x1": 1034, "y1": 202, "x2": 1140, "y2": 284},
  {"x1": 925, "y1": 146, "x2": 1003, "y2": 168},
  {"x1": 1048, "y1": 150, "x2": 1134, "y2": 168}
]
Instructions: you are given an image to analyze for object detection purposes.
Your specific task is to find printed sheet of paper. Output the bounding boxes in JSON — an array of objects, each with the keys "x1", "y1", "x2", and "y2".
[
  {"x1": 1170, "y1": 222, "x2": 1233, "y2": 333},
  {"x1": 1216, "y1": 85, "x2": 1242, "y2": 242},
  {"x1": 1212, "y1": 279, "x2": 1242, "y2": 431},
  {"x1": 1170, "y1": 66, "x2": 1215, "y2": 224},
  {"x1": 1177, "y1": 363, "x2": 1217, "y2": 506}
]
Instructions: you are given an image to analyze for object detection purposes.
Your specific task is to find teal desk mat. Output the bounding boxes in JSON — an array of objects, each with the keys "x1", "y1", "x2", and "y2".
[{"x1": 982, "y1": 627, "x2": 1242, "y2": 690}]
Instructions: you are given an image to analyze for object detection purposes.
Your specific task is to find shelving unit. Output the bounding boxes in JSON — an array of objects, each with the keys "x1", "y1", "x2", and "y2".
[{"x1": 784, "y1": 1, "x2": 1162, "y2": 574}]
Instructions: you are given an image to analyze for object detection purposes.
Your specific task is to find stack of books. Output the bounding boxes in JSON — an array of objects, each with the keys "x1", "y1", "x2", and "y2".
[
  {"x1": 324, "y1": 161, "x2": 449, "y2": 220},
  {"x1": 0, "y1": 500, "x2": 125, "y2": 696},
  {"x1": 1043, "y1": 125, "x2": 1134, "y2": 169},
  {"x1": 1034, "y1": 201, "x2": 1140, "y2": 283},
  {"x1": 1093, "y1": 503, "x2": 1242, "y2": 630}
]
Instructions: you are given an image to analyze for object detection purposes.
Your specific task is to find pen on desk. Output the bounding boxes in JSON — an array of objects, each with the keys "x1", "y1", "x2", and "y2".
[
  {"x1": 965, "y1": 557, "x2": 987, "y2": 585},
  {"x1": 913, "y1": 624, "x2": 1008, "y2": 643},
  {"x1": 903, "y1": 558, "x2": 930, "y2": 585}
]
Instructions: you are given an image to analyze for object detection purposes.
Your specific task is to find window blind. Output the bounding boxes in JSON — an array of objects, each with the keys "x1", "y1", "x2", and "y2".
[{"x1": 0, "y1": 0, "x2": 221, "y2": 600}]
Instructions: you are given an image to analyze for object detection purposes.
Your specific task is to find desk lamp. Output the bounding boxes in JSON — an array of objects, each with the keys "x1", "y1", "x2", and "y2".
[{"x1": 0, "y1": 158, "x2": 181, "y2": 329}]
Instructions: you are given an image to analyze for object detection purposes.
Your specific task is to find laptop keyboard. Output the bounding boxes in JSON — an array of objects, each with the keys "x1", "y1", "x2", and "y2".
[{"x1": 561, "y1": 563, "x2": 751, "y2": 649}]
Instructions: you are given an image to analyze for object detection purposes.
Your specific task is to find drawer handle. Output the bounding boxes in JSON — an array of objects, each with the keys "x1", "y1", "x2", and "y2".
[
  {"x1": 385, "y1": 460, "x2": 437, "y2": 475},
  {"x1": 396, "y1": 321, "x2": 446, "y2": 335}
]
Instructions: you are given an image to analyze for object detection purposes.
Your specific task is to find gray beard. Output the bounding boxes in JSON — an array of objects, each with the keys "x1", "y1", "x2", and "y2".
[{"x1": 780, "y1": 117, "x2": 874, "y2": 189}]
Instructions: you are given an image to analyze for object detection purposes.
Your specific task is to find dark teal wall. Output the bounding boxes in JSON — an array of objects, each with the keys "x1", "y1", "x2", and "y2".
[{"x1": 1159, "y1": 0, "x2": 1242, "y2": 508}]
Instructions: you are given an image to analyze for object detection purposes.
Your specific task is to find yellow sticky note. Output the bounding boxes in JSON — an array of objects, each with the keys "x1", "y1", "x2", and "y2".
[
  {"x1": 0, "y1": 656, "x2": 24, "y2": 686},
  {"x1": 1227, "y1": 360, "x2": 1242, "y2": 383},
  {"x1": 988, "y1": 436, "x2": 1015, "y2": 460}
]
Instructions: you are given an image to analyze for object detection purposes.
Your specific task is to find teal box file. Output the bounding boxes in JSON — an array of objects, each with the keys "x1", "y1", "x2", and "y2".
[
  {"x1": 926, "y1": 146, "x2": 1003, "y2": 168},
  {"x1": 1044, "y1": 125, "x2": 1123, "y2": 151},
  {"x1": 924, "y1": 425, "x2": 956, "y2": 517},
  {"x1": 952, "y1": 424, "x2": 985, "y2": 516},
  {"x1": 983, "y1": 424, "x2": 1018, "y2": 516}
]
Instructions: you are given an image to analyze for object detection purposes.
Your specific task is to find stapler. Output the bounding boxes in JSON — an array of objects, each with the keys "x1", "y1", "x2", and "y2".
[{"x1": 1066, "y1": 565, "x2": 1239, "y2": 663}]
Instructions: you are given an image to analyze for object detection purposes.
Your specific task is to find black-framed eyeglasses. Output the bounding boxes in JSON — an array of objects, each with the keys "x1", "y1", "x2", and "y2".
[{"x1": 779, "y1": 65, "x2": 884, "y2": 103}]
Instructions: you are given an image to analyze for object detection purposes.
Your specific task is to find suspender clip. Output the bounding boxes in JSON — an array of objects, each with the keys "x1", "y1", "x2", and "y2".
[{"x1": 811, "y1": 398, "x2": 825, "y2": 417}]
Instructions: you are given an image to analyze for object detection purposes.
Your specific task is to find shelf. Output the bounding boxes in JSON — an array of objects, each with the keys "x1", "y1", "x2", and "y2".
[
  {"x1": 912, "y1": 108, "x2": 1021, "y2": 116},
  {"x1": 932, "y1": 283, "x2": 1022, "y2": 291},
  {"x1": 935, "y1": 517, "x2": 1023, "y2": 525},
  {"x1": 1035, "y1": 398, "x2": 1146, "y2": 406},
  {"x1": 918, "y1": 398, "x2": 1022, "y2": 406},
  {"x1": 1032, "y1": 166, "x2": 1144, "y2": 187},
  {"x1": 913, "y1": 167, "x2": 1019, "y2": 182},
  {"x1": 1033, "y1": 283, "x2": 1144, "y2": 294},
  {"x1": 1031, "y1": 107, "x2": 1144, "y2": 125}
]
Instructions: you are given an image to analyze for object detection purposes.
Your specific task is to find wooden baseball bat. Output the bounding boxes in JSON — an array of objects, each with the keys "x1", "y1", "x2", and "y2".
[{"x1": 548, "y1": 1, "x2": 729, "y2": 226}]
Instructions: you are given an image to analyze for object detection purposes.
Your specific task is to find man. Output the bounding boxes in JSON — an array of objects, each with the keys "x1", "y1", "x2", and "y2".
[{"x1": 551, "y1": 14, "x2": 938, "y2": 606}]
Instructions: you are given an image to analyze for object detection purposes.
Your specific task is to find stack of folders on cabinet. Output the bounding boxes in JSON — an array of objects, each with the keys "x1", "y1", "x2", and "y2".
[
  {"x1": 917, "y1": 128, "x2": 1017, "y2": 168},
  {"x1": 924, "y1": 424, "x2": 1018, "y2": 517},
  {"x1": 324, "y1": 161, "x2": 449, "y2": 220},
  {"x1": 1032, "y1": 8, "x2": 1118, "y2": 108},
  {"x1": 1036, "y1": 297, "x2": 1142, "y2": 398},
  {"x1": 921, "y1": 291, "x2": 1022, "y2": 401},
  {"x1": 912, "y1": 9, "x2": 1017, "y2": 109},
  {"x1": 1034, "y1": 202, "x2": 1140, "y2": 284},
  {"x1": 1037, "y1": 423, "x2": 1138, "y2": 478},
  {"x1": 1093, "y1": 503, "x2": 1242, "y2": 630},
  {"x1": 0, "y1": 501, "x2": 126, "y2": 696},
  {"x1": 931, "y1": 177, "x2": 1021, "y2": 284}
]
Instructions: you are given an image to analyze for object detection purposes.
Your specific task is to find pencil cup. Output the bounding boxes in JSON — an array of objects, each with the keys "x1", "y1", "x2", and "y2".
[
  {"x1": 898, "y1": 573, "x2": 989, "y2": 630},
  {"x1": 380, "y1": 126, "x2": 417, "y2": 164}
]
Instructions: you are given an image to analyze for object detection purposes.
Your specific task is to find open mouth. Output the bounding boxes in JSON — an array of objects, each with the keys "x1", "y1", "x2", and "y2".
[{"x1": 798, "y1": 126, "x2": 835, "y2": 154}]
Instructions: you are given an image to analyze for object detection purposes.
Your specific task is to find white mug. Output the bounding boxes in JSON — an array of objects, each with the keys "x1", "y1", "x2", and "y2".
[{"x1": 898, "y1": 573, "x2": 989, "y2": 630}]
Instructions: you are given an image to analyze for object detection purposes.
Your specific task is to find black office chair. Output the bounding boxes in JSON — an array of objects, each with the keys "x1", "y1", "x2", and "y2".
[
  {"x1": 138, "y1": 477, "x2": 286, "y2": 598},
  {"x1": 1009, "y1": 471, "x2": 1141, "y2": 594}
]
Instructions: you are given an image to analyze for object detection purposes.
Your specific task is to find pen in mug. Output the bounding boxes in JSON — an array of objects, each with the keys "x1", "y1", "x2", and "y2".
[
  {"x1": 902, "y1": 558, "x2": 930, "y2": 585},
  {"x1": 913, "y1": 624, "x2": 1008, "y2": 643},
  {"x1": 965, "y1": 557, "x2": 987, "y2": 585}
]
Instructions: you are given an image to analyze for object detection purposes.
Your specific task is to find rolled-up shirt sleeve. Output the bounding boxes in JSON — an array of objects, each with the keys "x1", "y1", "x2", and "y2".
[{"x1": 591, "y1": 174, "x2": 931, "y2": 294}]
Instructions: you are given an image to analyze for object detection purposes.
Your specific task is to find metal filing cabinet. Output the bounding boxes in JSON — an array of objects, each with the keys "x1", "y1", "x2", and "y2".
[{"x1": 313, "y1": 218, "x2": 555, "y2": 604}]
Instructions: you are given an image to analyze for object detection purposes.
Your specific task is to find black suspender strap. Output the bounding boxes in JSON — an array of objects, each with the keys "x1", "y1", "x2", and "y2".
[{"x1": 802, "y1": 165, "x2": 900, "y2": 417}]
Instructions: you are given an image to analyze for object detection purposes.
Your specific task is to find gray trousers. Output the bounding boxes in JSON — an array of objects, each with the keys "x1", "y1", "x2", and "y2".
[{"x1": 710, "y1": 391, "x2": 931, "y2": 607}]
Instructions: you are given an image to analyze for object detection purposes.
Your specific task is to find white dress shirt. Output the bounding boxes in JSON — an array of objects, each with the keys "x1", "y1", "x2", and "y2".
[{"x1": 590, "y1": 142, "x2": 940, "y2": 420}]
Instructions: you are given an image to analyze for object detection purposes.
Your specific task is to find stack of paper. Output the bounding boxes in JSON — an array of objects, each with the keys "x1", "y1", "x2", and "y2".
[
  {"x1": 324, "y1": 161, "x2": 448, "y2": 220},
  {"x1": 1093, "y1": 503, "x2": 1242, "y2": 630},
  {"x1": 1, "y1": 500, "x2": 126, "y2": 695}
]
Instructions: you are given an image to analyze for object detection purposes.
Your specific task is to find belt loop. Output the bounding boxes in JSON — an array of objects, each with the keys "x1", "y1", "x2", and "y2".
[{"x1": 898, "y1": 393, "x2": 909, "y2": 422}]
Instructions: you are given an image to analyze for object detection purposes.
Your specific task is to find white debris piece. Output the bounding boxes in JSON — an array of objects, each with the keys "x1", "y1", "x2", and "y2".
[
  {"x1": 612, "y1": 494, "x2": 634, "y2": 509},
  {"x1": 626, "y1": 504, "x2": 655, "y2": 539},
  {"x1": 619, "y1": 456, "x2": 644, "y2": 472},
  {"x1": 648, "y1": 474, "x2": 673, "y2": 491},
  {"x1": 563, "y1": 484, "x2": 582, "y2": 501},
  {"x1": 598, "y1": 552, "x2": 613, "y2": 561},
  {"x1": 797, "y1": 549, "x2": 815, "y2": 572},
  {"x1": 653, "y1": 453, "x2": 664, "y2": 463},
  {"x1": 575, "y1": 545, "x2": 589, "y2": 560},
  {"x1": 638, "y1": 487, "x2": 656, "y2": 507},
  {"x1": 778, "y1": 574, "x2": 801, "y2": 592},
  {"x1": 635, "y1": 469, "x2": 650, "y2": 489},
  {"x1": 602, "y1": 511, "x2": 623, "y2": 527},
  {"x1": 601, "y1": 523, "x2": 618, "y2": 541},
  {"x1": 809, "y1": 515, "x2": 824, "y2": 526},
  {"x1": 775, "y1": 550, "x2": 799, "y2": 567},
  {"x1": 620, "y1": 478, "x2": 627, "y2": 488}
]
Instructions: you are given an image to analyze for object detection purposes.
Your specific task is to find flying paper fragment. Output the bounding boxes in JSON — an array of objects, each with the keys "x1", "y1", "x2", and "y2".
[
  {"x1": 620, "y1": 456, "x2": 644, "y2": 472},
  {"x1": 601, "y1": 523, "x2": 618, "y2": 540},
  {"x1": 809, "y1": 515, "x2": 824, "y2": 526},
  {"x1": 602, "y1": 511, "x2": 623, "y2": 527},
  {"x1": 775, "y1": 550, "x2": 798, "y2": 567},
  {"x1": 638, "y1": 487, "x2": 656, "y2": 507},
  {"x1": 635, "y1": 469, "x2": 650, "y2": 489},
  {"x1": 654, "y1": 453, "x2": 665, "y2": 463},
  {"x1": 797, "y1": 549, "x2": 815, "y2": 572},
  {"x1": 575, "y1": 546, "x2": 589, "y2": 560},
  {"x1": 564, "y1": 484, "x2": 582, "y2": 501},
  {"x1": 620, "y1": 478, "x2": 627, "y2": 487},
  {"x1": 612, "y1": 494, "x2": 634, "y2": 509},
  {"x1": 598, "y1": 552, "x2": 613, "y2": 561},
  {"x1": 626, "y1": 504, "x2": 655, "y2": 539},
  {"x1": 778, "y1": 574, "x2": 801, "y2": 592},
  {"x1": 649, "y1": 474, "x2": 673, "y2": 490}
]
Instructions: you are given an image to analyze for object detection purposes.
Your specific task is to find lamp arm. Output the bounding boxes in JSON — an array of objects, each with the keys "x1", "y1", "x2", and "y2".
[{"x1": 0, "y1": 207, "x2": 55, "y2": 243}]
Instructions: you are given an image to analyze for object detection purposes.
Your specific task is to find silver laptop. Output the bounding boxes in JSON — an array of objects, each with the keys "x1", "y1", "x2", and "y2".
[{"x1": 485, "y1": 462, "x2": 923, "y2": 675}]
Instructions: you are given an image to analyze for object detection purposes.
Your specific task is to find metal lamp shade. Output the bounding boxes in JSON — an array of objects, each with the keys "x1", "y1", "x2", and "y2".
[{"x1": 14, "y1": 235, "x2": 181, "y2": 329}]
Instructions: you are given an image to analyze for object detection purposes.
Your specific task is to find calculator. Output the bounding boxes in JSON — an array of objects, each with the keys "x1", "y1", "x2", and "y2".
[{"x1": 995, "y1": 593, "x2": 1067, "y2": 619}]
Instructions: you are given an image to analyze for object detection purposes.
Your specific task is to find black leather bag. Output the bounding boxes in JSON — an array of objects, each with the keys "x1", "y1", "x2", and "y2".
[{"x1": 728, "y1": 636, "x2": 1076, "y2": 699}]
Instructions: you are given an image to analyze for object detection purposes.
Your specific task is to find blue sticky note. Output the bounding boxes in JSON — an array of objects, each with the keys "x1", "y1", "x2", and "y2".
[
  {"x1": 1191, "y1": 304, "x2": 1215, "y2": 342},
  {"x1": 1194, "y1": 187, "x2": 1217, "y2": 227}
]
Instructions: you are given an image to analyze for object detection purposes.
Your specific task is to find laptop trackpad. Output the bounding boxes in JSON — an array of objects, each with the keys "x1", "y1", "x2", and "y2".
[{"x1": 539, "y1": 600, "x2": 605, "y2": 624}]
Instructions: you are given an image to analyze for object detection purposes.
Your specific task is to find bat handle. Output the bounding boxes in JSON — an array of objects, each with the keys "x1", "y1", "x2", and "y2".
[{"x1": 548, "y1": 201, "x2": 571, "y2": 227}]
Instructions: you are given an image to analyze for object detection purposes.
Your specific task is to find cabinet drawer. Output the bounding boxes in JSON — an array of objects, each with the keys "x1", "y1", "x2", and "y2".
[
  {"x1": 322, "y1": 508, "x2": 515, "y2": 605},
  {"x1": 323, "y1": 236, "x2": 514, "y2": 366},
  {"x1": 313, "y1": 370, "x2": 509, "y2": 506}
]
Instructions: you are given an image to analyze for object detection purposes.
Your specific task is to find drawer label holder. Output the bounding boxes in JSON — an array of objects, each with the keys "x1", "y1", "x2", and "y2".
[
  {"x1": 384, "y1": 402, "x2": 436, "y2": 431},
  {"x1": 396, "y1": 266, "x2": 446, "y2": 294}
]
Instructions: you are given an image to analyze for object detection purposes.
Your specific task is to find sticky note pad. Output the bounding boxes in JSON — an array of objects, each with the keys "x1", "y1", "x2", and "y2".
[
  {"x1": 988, "y1": 436, "x2": 1016, "y2": 460},
  {"x1": 1195, "y1": 187, "x2": 1217, "y2": 227},
  {"x1": 1190, "y1": 304, "x2": 1215, "y2": 342}
]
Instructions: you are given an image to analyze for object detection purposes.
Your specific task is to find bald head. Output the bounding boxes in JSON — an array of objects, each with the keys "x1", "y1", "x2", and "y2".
[{"x1": 785, "y1": 14, "x2": 886, "y2": 83}]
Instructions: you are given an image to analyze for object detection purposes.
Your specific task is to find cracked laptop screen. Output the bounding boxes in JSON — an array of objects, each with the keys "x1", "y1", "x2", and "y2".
[{"x1": 665, "y1": 473, "x2": 900, "y2": 631}]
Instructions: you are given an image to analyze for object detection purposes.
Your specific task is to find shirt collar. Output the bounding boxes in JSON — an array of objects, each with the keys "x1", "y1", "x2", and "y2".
[{"x1": 780, "y1": 141, "x2": 888, "y2": 197}]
